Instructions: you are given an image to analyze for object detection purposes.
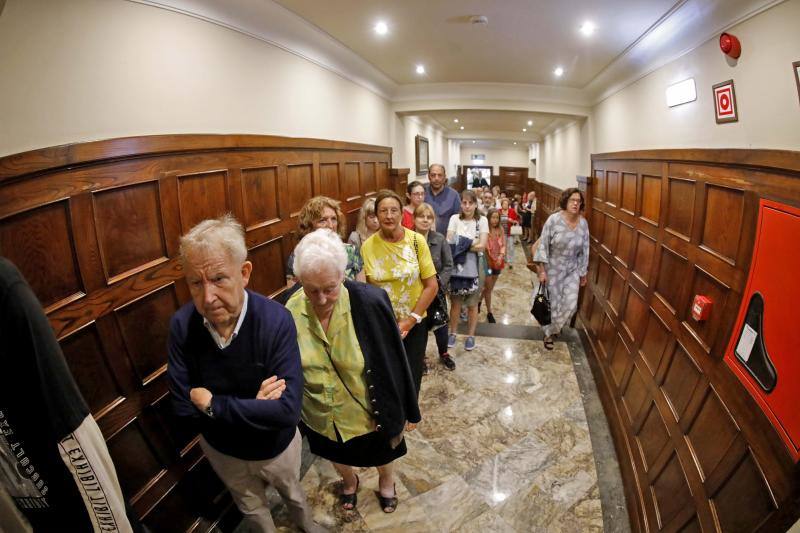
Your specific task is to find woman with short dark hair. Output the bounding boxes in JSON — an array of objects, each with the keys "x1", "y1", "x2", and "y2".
[
  {"x1": 533, "y1": 187, "x2": 590, "y2": 350},
  {"x1": 361, "y1": 190, "x2": 439, "y2": 394}
]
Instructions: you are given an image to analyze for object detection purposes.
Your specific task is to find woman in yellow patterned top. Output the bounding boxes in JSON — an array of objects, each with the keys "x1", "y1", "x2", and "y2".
[
  {"x1": 360, "y1": 190, "x2": 438, "y2": 397},
  {"x1": 286, "y1": 229, "x2": 420, "y2": 514}
]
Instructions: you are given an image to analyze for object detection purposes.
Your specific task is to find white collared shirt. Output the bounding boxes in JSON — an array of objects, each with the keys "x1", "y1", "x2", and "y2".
[{"x1": 203, "y1": 290, "x2": 248, "y2": 349}]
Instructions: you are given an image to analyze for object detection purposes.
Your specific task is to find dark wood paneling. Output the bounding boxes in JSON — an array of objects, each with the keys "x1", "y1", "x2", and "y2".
[
  {"x1": 93, "y1": 182, "x2": 168, "y2": 282},
  {"x1": 0, "y1": 201, "x2": 83, "y2": 310},
  {"x1": 0, "y1": 133, "x2": 393, "y2": 531},
  {"x1": 241, "y1": 166, "x2": 280, "y2": 230},
  {"x1": 177, "y1": 170, "x2": 230, "y2": 232},
  {"x1": 582, "y1": 148, "x2": 800, "y2": 533},
  {"x1": 286, "y1": 163, "x2": 313, "y2": 216}
]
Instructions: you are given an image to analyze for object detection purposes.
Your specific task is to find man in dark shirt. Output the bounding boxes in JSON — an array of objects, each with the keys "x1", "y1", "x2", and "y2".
[
  {"x1": 424, "y1": 163, "x2": 461, "y2": 235},
  {"x1": 167, "y1": 215, "x2": 324, "y2": 533}
]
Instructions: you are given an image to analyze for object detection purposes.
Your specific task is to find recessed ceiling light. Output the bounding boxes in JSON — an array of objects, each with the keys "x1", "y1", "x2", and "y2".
[
  {"x1": 527, "y1": 120, "x2": 533, "y2": 126},
  {"x1": 513, "y1": 142, "x2": 517, "y2": 145},
  {"x1": 522, "y1": 128, "x2": 527, "y2": 132},
  {"x1": 453, "y1": 118, "x2": 459, "y2": 123},
  {"x1": 416, "y1": 64, "x2": 425, "y2": 75},
  {"x1": 460, "y1": 126, "x2": 464, "y2": 130},
  {"x1": 472, "y1": 140, "x2": 476, "y2": 144},
  {"x1": 374, "y1": 21, "x2": 388, "y2": 35},
  {"x1": 579, "y1": 21, "x2": 596, "y2": 37},
  {"x1": 554, "y1": 66, "x2": 564, "y2": 77}
]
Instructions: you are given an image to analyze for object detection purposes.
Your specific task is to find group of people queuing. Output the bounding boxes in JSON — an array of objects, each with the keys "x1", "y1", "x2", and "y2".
[{"x1": 166, "y1": 162, "x2": 588, "y2": 532}]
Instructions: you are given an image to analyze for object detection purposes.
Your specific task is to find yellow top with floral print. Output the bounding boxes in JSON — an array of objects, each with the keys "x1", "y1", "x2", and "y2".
[{"x1": 361, "y1": 228, "x2": 437, "y2": 321}]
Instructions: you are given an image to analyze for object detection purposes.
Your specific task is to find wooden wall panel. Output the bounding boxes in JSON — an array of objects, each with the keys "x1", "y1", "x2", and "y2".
[
  {"x1": 0, "y1": 201, "x2": 83, "y2": 310},
  {"x1": 0, "y1": 134, "x2": 393, "y2": 532},
  {"x1": 93, "y1": 182, "x2": 168, "y2": 282},
  {"x1": 241, "y1": 166, "x2": 279, "y2": 230},
  {"x1": 582, "y1": 149, "x2": 800, "y2": 533},
  {"x1": 177, "y1": 170, "x2": 230, "y2": 232}
]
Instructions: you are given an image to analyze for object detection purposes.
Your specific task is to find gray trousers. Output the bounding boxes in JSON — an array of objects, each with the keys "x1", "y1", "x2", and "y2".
[{"x1": 200, "y1": 429, "x2": 323, "y2": 533}]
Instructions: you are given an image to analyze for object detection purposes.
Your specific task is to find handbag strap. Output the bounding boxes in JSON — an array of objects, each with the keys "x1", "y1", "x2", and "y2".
[
  {"x1": 537, "y1": 281, "x2": 549, "y2": 299},
  {"x1": 322, "y1": 344, "x2": 372, "y2": 415}
]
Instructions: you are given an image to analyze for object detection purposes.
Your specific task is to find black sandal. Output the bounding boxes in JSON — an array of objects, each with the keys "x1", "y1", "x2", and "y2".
[
  {"x1": 378, "y1": 483, "x2": 398, "y2": 513},
  {"x1": 340, "y1": 474, "x2": 359, "y2": 511},
  {"x1": 544, "y1": 337, "x2": 555, "y2": 350}
]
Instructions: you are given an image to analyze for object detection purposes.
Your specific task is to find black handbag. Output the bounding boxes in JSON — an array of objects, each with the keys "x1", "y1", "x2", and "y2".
[
  {"x1": 426, "y1": 279, "x2": 449, "y2": 331},
  {"x1": 412, "y1": 234, "x2": 449, "y2": 331},
  {"x1": 531, "y1": 282, "x2": 551, "y2": 326}
]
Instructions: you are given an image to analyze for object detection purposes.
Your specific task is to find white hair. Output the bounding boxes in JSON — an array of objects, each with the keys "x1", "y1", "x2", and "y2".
[
  {"x1": 294, "y1": 229, "x2": 347, "y2": 280},
  {"x1": 179, "y1": 213, "x2": 247, "y2": 266}
]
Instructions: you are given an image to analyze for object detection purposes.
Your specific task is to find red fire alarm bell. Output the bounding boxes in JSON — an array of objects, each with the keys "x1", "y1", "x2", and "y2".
[
  {"x1": 719, "y1": 32, "x2": 741, "y2": 59},
  {"x1": 692, "y1": 295, "x2": 712, "y2": 321}
]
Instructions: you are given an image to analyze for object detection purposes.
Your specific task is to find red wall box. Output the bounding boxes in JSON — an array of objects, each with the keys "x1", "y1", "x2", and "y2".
[{"x1": 724, "y1": 199, "x2": 800, "y2": 461}]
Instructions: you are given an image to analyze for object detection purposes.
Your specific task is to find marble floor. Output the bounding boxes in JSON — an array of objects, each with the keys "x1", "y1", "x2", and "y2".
[{"x1": 262, "y1": 240, "x2": 622, "y2": 532}]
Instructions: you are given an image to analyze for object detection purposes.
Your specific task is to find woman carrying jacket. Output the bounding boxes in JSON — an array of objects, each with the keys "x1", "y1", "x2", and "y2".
[{"x1": 413, "y1": 202, "x2": 455, "y2": 371}]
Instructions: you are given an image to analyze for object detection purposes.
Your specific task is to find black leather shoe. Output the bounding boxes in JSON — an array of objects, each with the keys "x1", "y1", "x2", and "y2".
[
  {"x1": 440, "y1": 354, "x2": 456, "y2": 370},
  {"x1": 487, "y1": 313, "x2": 496, "y2": 323}
]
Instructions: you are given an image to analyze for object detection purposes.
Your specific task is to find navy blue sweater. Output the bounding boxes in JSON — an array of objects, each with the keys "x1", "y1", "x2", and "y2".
[{"x1": 167, "y1": 290, "x2": 303, "y2": 460}]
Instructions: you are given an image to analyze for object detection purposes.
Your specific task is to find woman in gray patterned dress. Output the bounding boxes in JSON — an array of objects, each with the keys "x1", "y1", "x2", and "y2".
[{"x1": 533, "y1": 188, "x2": 590, "y2": 350}]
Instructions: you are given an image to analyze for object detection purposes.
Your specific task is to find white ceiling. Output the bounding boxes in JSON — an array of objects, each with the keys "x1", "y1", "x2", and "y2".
[
  {"x1": 139, "y1": 0, "x2": 785, "y2": 142},
  {"x1": 418, "y1": 109, "x2": 578, "y2": 141},
  {"x1": 273, "y1": 0, "x2": 679, "y2": 87}
]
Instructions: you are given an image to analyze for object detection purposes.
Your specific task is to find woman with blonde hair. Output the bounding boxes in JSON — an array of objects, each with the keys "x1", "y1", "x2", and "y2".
[
  {"x1": 413, "y1": 202, "x2": 455, "y2": 371},
  {"x1": 286, "y1": 196, "x2": 365, "y2": 285},
  {"x1": 348, "y1": 197, "x2": 379, "y2": 249}
]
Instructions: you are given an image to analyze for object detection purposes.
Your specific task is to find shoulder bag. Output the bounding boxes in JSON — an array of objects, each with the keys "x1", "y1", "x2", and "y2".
[{"x1": 412, "y1": 234, "x2": 449, "y2": 331}]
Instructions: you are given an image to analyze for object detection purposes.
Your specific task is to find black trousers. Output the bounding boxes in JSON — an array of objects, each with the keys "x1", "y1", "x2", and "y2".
[{"x1": 403, "y1": 322, "x2": 428, "y2": 397}]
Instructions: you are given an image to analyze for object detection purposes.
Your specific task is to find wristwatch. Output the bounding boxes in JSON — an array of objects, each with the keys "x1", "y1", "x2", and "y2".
[{"x1": 410, "y1": 312, "x2": 423, "y2": 324}]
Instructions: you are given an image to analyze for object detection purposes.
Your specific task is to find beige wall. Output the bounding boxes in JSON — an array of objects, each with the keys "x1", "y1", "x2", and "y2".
[
  {"x1": 460, "y1": 146, "x2": 530, "y2": 174},
  {"x1": 390, "y1": 115, "x2": 447, "y2": 179},
  {"x1": 592, "y1": 0, "x2": 800, "y2": 153},
  {"x1": 0, "y1": 0, "x2": 392, "y2": 157},
  {"x1": 539, "y1": 120, "x2": 591, "y2": 190}
]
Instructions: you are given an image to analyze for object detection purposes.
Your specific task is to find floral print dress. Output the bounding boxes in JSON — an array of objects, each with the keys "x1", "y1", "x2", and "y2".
[{"x1": 533, "y1": 212, "x2": 590, "y2": 337}]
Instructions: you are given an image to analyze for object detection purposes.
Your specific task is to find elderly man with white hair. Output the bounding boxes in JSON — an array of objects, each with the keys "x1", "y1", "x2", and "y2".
[
  {"x1": 284, "y1": 229, "x2": 420, "y2": 515},
  {"x1": 167, "y1": 214, "x2": 325, "y2": 533}
]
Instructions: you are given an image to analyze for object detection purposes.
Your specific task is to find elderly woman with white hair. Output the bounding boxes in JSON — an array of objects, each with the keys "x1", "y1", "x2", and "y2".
[{"x1": 284, "y1": 229, "x2": 421, "y2": 515}]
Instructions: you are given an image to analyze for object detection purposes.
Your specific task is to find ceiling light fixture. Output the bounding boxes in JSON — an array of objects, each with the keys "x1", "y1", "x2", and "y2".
[
  {"x1": 579, "y1": 21, "x2": 596, "y2": 37},
  {"x1": 472, "y1": 140, "x2": 476, "y2": 144},
  {"x1": 527, "y1": 120, "x2": 533, "y2": 126},
  {"x1": 415, "y1": 64, "x2": 425, "y2": 75},
  {"x1": 513, "y1": 142, "x2": 517, "y2": 145},
  {"x1": 522, "y1": 128, "x2": 527, "y2": 132},
  {"x1": 453, "y1": 118, "x2": 459, "y2": 123},
  {"x1": 554, "y1": 66, "x2": 564, "y2": 77},
  {"x1": 460, "y1": 126, "x2": 464, "y2": 130},
  {"x1": 374, "y1": 21, "x2": 388, "y2": 35}
]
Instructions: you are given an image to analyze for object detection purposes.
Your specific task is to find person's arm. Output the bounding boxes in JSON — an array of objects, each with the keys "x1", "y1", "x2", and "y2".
[
  {"x1": 534, "y1": 216, "x2": 552, "y2": 283},
  {"x1": 168, "y1": 317, "x2": 212, "y2": 438},
  {"x1": 579, "y1": 219, "x2": 590, "y2": 285},
  {"x1": 208, "y1": 315, "x2": 303, "y2": 430},
  {"x1": 446, "y1": 214, "x2": 457, "y2": 243},
  {"x1": 398, "y1": 237, "x2": 438, "y2": 336},
  {"x1": 438, "y1": 236, "x2": 453, "y2": 287},
  {"x1": 470, "y1": 218, "x2": 489, "y2": 252}
]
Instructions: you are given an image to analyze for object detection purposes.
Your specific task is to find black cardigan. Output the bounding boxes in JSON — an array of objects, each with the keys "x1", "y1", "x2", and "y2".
[{"x1": 284, "y1": 280, "x2": 421, "y2": 439}]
